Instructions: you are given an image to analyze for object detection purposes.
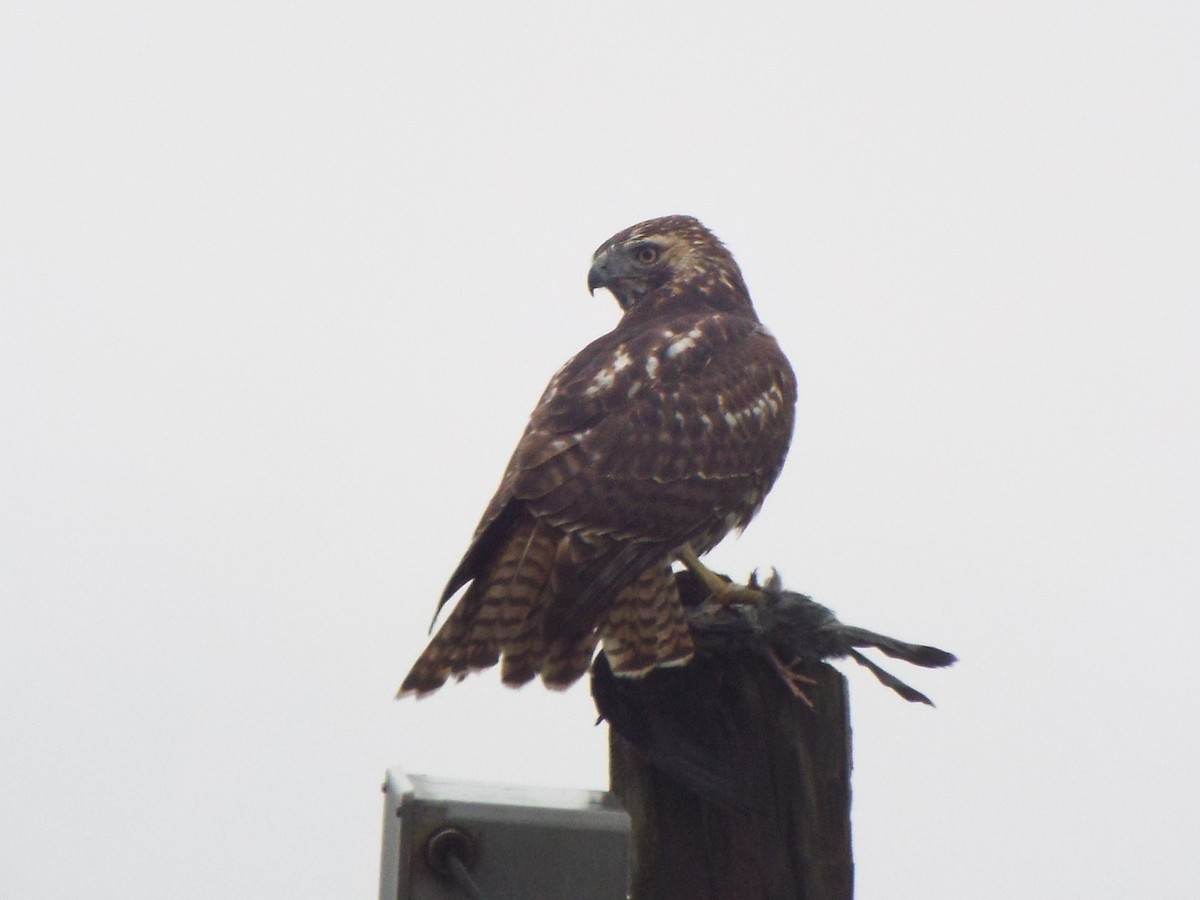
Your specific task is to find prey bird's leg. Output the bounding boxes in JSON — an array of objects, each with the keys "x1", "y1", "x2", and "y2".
[
  {"x1": 766, "y1": 649, "x2": 818, "y2": 709},
  {"x1": 677, "y1": 545, "x2": 769, "y2": 606}
]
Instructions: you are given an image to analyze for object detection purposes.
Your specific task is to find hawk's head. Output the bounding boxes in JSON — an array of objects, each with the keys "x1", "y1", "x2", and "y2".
[{"x1": 587, "y1": 215, "x2": 753, "y2": 316}]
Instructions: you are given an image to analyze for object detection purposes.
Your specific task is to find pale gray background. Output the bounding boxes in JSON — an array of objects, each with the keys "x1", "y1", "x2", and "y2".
[{"x1": 3, "y1": 2, "x2": 1198, "y2": 897}]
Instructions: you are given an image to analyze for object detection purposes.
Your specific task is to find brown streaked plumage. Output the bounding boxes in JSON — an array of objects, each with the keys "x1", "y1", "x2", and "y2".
[{"x1": 399, "y1": 215, "x2": 797, "y2": 697}]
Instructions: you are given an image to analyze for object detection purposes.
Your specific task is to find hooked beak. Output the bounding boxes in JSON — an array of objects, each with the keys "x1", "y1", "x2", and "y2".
[{"x1": 587, "y1": 249, "x2": 613, "y2": 295}]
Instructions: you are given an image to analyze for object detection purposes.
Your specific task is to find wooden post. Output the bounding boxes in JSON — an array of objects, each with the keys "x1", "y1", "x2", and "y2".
[
  {"x1": 604, "y1": 657, "x2": 849, "y2": 900},
  {"x1": 603, "y1": 653, "x2": 852, "y2": 900},
  {"x1": 593, "y1": 566, "x2": 955, "y2": 899}
]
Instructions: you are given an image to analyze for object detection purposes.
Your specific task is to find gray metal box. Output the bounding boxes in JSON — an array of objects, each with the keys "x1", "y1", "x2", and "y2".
[{"x1": 380, "y1": 769, "x2": 630, "y2": 900}]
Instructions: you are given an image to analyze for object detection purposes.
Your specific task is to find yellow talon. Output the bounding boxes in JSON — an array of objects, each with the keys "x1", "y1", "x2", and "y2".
[{"x1": 677, "y1": 546, "x2": 769, "y2": 606}]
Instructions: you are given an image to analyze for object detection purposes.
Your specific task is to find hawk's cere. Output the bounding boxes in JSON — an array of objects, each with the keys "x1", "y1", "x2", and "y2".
[{"x1": 399, "y1": 215, "x2": 797, "y2": 697}]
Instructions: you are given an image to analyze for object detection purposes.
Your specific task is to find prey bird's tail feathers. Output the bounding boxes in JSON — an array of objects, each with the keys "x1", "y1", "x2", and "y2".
[{"x1": 836, "y1": 626, "x2": 958, "y2": 669}]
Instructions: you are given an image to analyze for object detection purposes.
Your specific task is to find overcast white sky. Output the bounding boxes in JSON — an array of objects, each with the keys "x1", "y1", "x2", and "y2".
[{"x1": 3, "y1": 2, "x2": 1198, "y2": 898}]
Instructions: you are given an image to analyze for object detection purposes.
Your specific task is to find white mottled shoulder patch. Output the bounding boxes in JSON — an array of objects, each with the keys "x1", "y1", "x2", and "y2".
[
  {"x1": 645, "y1": 355, "x2": 659, "y2": 379},
  {"x1": 664, "y1": 325, "x2": 705, "y2": 360},
  {"x1": 585, "y1": 367, "x2": 615, "y2": 397},
  {"x1": 612, "y1": 346, "x2": 632, "y2": 372},
  {"x1": 713, "y1": 382, "x2": 788, "y2": 431}
]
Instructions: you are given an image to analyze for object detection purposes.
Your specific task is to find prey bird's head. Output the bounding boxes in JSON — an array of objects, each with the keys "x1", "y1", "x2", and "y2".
[{"x1": 587, "y1": 215, "x2": 753, "y2": 316}]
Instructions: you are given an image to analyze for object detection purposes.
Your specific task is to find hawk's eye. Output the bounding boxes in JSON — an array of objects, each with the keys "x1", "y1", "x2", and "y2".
[{"x1": 634, "y1": 244, "x2": 659, "y2": 265}]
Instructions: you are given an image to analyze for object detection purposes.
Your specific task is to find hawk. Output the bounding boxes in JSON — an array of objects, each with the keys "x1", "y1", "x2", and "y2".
[{"x1": 399, "y1": 215, "x2": 796, "y2": 697}]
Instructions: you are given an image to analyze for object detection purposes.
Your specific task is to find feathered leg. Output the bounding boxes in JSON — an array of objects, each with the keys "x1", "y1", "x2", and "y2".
[{"x1": 601, "y1": 563, "x2": 694, "y2": 677}]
